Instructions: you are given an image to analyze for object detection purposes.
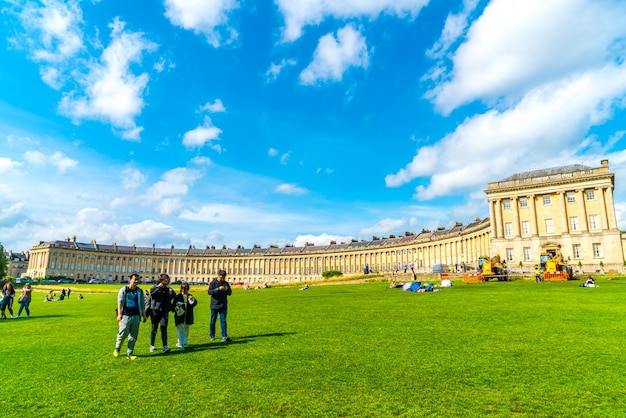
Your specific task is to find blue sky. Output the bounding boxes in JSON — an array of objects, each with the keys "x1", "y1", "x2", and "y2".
[{"x1": 2, "y1": 0, "x2": 626, "y2": 252}]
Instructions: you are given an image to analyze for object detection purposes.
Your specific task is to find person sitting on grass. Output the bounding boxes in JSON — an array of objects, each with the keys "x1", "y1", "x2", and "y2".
[
  {"x1": 300, "y1": 283, "x2": 309, "y2": 290},
  {"x1": 581, "y1": 276, "x2": 595, "y2": 287}
]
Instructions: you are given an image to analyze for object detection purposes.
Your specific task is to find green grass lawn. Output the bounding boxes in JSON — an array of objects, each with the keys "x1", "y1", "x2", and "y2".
[{"x1": 5, "y1": 279, "x2": 626, "y2": 417}]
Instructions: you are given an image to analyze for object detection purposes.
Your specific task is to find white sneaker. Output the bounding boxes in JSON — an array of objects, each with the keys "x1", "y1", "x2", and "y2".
[
  {"x1": 162, "y1": 345, "x2": 170, "y2": 353},
  {"x1": 149, "y1": 345, "x2": 156, "y2": 352},
  {"x1": 175, "y1": 342, "x2": 182, "y2": 348}
]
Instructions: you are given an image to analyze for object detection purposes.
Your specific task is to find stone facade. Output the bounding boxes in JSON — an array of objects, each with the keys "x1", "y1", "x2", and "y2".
[
  {"x1": 486, "y1": 159, "x2": 623, "y2": 274},
  {"x1": 25, "y1": 160, "x2": 625, "y2": 283}
]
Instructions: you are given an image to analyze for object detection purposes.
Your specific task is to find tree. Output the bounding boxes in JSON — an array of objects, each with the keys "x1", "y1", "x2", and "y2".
[{"x1": 0, "y1": 243, "x2": 7, "y2": 279}]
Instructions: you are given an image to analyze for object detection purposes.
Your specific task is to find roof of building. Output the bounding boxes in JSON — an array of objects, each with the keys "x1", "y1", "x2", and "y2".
[
  {"x1": 500, "y1": 164, "x2": 593, "y2": 181},
  {"x1": 33, "y1": 218, "x2": 491, "y2": 255}
]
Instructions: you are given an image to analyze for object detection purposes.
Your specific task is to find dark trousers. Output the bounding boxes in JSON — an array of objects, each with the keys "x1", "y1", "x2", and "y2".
[{"x1": 150, "y1": 312, "x2": 169, "y2": 346}]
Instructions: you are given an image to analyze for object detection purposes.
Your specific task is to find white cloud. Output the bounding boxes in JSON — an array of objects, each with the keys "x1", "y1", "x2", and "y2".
[
  {"x1": 24, "y1": 150, "x2": 78, "y2": 173},
  {"x1": 293, "y1": 233, "x2": 354, "y2": 247},
  {"x1": 265, "y1": 58, "x2": 296, "y2": 82},
  {"x1": 58, "y1": 17, "x2": 158, "y2": 140},
  {"x1": 426, "y1": 0, "x2": 479, "y2": 60},
  {"x1": 155, "y1": 197, "x2": 182, "y2": 217},
  {"x1": 180, "y1": 203, "x2": 302, "y2": 224},
  {"x1": 19, "y1": 0, "x2": 84, "y2": 63},
  {"x1": 144, "y1": 167, "x2": 203, "y2": 203},
  {"x1": 0, "y1": 203, "x2": 25, "y2": 224},
  {"x1": 279, "y1": 151, "x2": 291, "y2": 165},
  {"x1": 387, "y1": 64, "x2": 626, "y2": 199},
  {"x1": 164, "y1": 0, "x2": 239, "y2": 47},
  {"x1": 0, "y1": 157, "x2": 23, "y2": 173},
  {"x1": 199, "y1": 99, "x2": 226, "y2": 113},
  {"x1": 121, "y1": 166, "x2": 145, "y2": 190},
  {"x1": 182, "y1": 116, "x2": 223, "y2": 149},
  {"x1": 359, "y1": 218, "x2": 406, "y2": 236},
  {"x1": 268, "y1": 148, "x2": 279, "y2": 157},
  {"x1": 427, "y1": 0, "x2": 626, "y2": 114},
  {"x1": 275, "y1": 183, "x2": 308, "y2": 195},
  {"x1": 191, "y1": 156, "x2": 213, "y2": 166},
  {"x1": 275, "y1": 0, "x2": 429, "y2": 42},
  {"x1": 300, "y1": 24, "x2": 369, "y2": 85}
]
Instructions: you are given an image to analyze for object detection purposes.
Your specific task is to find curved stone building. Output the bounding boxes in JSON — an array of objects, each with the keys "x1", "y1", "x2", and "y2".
[{"x1": 26, "y1": 160, "x2": 625, "y2": 283}]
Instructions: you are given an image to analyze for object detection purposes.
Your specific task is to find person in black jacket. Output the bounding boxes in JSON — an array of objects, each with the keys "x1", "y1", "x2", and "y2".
[
  {"x1": 174, "y1": 282, "x2": 198, "y2": 351},
  {"x1": 208, "y1": 270, "x2": 232, "y2": 342},
  {"x1": 149, "y1": 273, "x2": 176, "y2": 353}
]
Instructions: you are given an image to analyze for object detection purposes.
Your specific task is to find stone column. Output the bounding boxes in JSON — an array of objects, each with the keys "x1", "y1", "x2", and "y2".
[
  {"x1": 576, "y1": 189, "x2": 589, "y2": 231},
  {"x1": 559, "y1": 191, "x2": 569, "y2": 234},
  {"x1": 489, "y1": 199, "x2": 498, "y2": 239},
  {"x1": 512, "y1": 197, "x2": 520, "y2": 237},
  {"x1": 604, "y1": 185, "x2": 618, "y2": 230},
  {"x1": 495, "y1": 199, "x2": 504, "y2": 239},
  {"x1": 528, "y1": 194, "x2": 538, "y2": 235},
  {"x1": 598, "y1": 187, "x2": 609, "y2": 230}
]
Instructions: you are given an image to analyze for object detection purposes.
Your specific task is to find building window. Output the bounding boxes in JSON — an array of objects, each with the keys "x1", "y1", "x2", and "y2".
[
  {"x1": 523, "y1": 247, "x2": 532, "y2": 262},
  {"x1": 543, "y1": 195, "x2": 551, "y2": 205},
  {"x1": 506, "y1": 248, "x2": 514, "y2": 262},
  {"x1": 589, "y1": 214, "x2": 599, "y2": 230},
  {"x1": 503, "y1": 199, "x2": 511, "y2": 210},
  {"x1": 572, "y1": 244, "x2": 582, "y2": 259},
  {"x1": 592, "y1": 243, "x2": 602, "y2": 258},
  {"x1": 545, "y1": 218, "x2": 554, "y2": 233},
  {"x1": 569, "y1": 216, "x2": 579, "y2": 231},
  {"x1": 586, "y1": 190, "x2": 595, "y2": 200},
  {"x1": 566, "y1": 192, "x2": 576, "y2": 203},
  {"x1": 521, "y1": 221, "x2": 530, "y2": 235},
  {"x1": 505, "y1": 222, "x2": 513, "y2": 237},
  {"x1": 519, "y1": 197, "x2": 527, "y2": 208}
]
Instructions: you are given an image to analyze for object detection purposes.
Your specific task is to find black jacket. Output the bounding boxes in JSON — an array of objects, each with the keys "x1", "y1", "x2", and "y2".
[
  {"x1": 150, "y1": 285, "x2": 175, "y2": 314},
  {"x1": 208, "y1": 278, "x2": 231, "y2": 310}
]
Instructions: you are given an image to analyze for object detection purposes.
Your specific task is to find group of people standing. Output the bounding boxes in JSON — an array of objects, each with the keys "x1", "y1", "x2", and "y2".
[
  {"x1": 114, "y1": 269, "x2": 232, "y2": 359},
  {"x1": 1, "y1": 281, "x2": 32, "y2": 319}
]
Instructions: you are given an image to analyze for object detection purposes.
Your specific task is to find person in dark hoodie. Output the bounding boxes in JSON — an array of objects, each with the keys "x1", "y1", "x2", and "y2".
[
  {"x1": 208, "y1": 270, "x2": 232, "y2": 342},
  {"x1": 149, "y1": 273, "x2": 176, "y2": 353}
]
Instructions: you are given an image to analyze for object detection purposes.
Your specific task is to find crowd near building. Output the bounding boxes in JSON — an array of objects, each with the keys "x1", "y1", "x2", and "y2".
[{"x1": 14, "y1": 160, "x2": 626, "y2": 284}]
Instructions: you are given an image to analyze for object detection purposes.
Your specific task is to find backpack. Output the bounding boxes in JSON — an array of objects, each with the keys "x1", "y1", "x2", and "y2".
[{"x1": 145, "y1": 290, "x2": 153, "y2": 316}]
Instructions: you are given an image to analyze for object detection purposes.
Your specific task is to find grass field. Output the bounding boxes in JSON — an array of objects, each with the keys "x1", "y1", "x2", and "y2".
[{"x1": 4, "y1": 278, "x2": 626, "y2": 417}]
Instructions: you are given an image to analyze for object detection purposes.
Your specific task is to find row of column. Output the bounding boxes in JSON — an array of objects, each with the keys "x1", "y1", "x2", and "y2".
[{"x1": 489, "y1": 186, "x2": 616, "y2": 239}]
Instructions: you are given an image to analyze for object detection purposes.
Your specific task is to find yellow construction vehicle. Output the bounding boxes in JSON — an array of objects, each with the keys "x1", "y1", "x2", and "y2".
[
  {"x1": 477, "y1": 254, "x2": 508, "y2": 281},
  {"x1": 540, "y1": 244, "x2": 574, "y2": 281}
]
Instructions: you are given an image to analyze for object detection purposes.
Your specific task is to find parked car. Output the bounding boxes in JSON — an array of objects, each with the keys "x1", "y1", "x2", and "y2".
[
  {"x1": 74, "y1": 279, "x2": 87, "y2": 284},
  {"x1": 88, "y1": 279, "x2": 102, "y2": 284},
  {"x1": 59, "y1": 278, "x2": 73, "y2": 284},
  {"x1": 41, "y1": 279, "x2": 57, "y2": 284},
  {"x1": 105, "y1": 279, "x2": 116, "y2": 284}
]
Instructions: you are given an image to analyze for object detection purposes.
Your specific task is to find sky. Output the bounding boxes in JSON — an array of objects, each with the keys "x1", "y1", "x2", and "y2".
[{"x1": 2, "y1": 0, "x2": 626, "y2": 253}]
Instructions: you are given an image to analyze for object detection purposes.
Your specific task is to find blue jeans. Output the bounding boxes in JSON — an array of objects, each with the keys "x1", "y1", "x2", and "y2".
[
  {"x1": 210, "y1": 308, "x2": 227, "y2": 339},
  {"x1": 17, "y1": 299, "x2": 31, "y2": 317}
]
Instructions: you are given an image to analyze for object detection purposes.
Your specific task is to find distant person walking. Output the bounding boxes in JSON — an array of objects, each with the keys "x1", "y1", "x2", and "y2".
[
  {"x1": 174, "y1": 282, "x2": 198, "y2": 351},
  {"x1": 16, "y1": 282, "x2": 32, "y2": 318},
  {"x1": 535, "y1": 265, "x2": 542, "y2": 283},
  {"x1": 208, "y1": 270, "x2": 232, "y2": 342},
  {"x1": 149, "y1": 273, "x2": 176, "y2": 353},
  {"x1": 1, "y1": 281, "x2": 16, "y2": 319},
  {"x1": 114, "y1": 273, "x2": 146, "y2": 360}
]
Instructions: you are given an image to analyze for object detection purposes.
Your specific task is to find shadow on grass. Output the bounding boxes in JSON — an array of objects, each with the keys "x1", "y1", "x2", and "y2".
[
  {"x1": 184, "y1": 332, "x2": 297, "y2": 352},
  {"x1": 9, "y1": 315, "x2": 70, "y2": 320}
]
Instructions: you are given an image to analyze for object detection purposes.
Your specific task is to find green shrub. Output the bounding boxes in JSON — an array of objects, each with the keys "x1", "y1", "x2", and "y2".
[{"x1": 322, "y1": 270, "x2": 343, "y2": 278}]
